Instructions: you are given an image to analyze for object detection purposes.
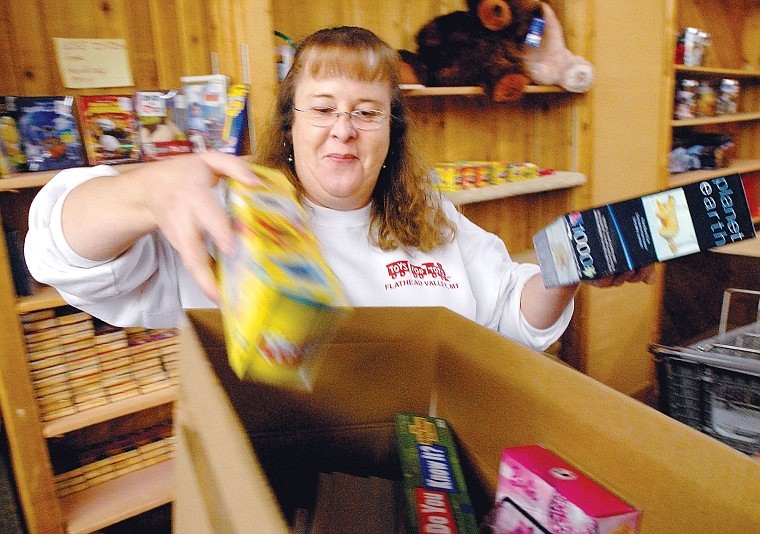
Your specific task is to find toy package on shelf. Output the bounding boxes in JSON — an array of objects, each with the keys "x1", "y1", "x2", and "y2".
[
  {"x1": 15, "y1": 96, "x2": 86, "y2": 172},
  {"x1": 76, "y1": 94, "x2": 141, "y2": 165},
  {"x1": 395, "y1": 413, "x2": 478, "y2": 533},
  {"x1": 216, "y1": 164, "x2": 347, "y2": 390},
  {"x1": 431, "y1": 161, "x2": 543, "y2": 190},
  {"x1": 134, "y1": 90, "x2": 192, "y2": 161},
  {"x1": 219, "y1": 82, "x2": 249, "y2": 156},
  {"x1": 488, "y1": 445, "x2": 640, "y2": 534},
  {"x1": 533, "y1": 173, "x2": 757, "y2": 287},
  {"x1": 0, "y1": 96, "x2": 28, "y2": 175},
  {"x1": 181, "y1": 74, "x2": 229, "y2": 152}
]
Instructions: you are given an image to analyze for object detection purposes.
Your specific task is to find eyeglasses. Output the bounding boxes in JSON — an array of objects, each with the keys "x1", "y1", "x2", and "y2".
[{"x1": 293, "y1": 106, "x2": 389, "y2": 131}]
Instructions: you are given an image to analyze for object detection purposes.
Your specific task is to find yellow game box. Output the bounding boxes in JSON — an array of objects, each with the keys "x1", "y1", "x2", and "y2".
[{"x1": 216, "y1": 164, "x2": 347, "y2": 390}]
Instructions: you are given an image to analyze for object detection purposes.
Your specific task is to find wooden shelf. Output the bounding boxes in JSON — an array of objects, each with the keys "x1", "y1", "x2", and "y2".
[
  {"x1": 675, "y1": 65, "x2": 760, "y2": 79},
  {"x1": 668, "y1": 159, "x2": 760, "y2": 187},
  {"x1": 0, "y1": 163, "x2": 145, "y2": 192},
  {"x1": 16, "y1": 285, "x2": 68, "y2": 314},
  {"x1": 61, "y1": 458, "x2": 173, "y2": 534},
  {"x1": 400, "y1": 84, "x2": 567, "y2": 97},
  {"x1": 443, "y1": 171, "x2": 587, "y2": 206},
  {"x1": 43, "y1": 385, "x2": 178, "y2": 438},
  {"x1": 671, "y1": 111, "x2": 760, "y2": 127},
  {"x1": 711, "y1": 237, "x2": 760, "y2": 258}
]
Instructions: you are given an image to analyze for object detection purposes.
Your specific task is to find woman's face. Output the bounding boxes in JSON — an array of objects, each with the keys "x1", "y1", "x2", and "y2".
[{"x1": 291, "y1": 73, "x2": 392, "y2": 210}]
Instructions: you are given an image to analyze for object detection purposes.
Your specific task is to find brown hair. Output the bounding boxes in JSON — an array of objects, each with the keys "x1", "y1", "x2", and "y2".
[{"x1": 254, "y1": 26, "x2": 454, "y2": 251}]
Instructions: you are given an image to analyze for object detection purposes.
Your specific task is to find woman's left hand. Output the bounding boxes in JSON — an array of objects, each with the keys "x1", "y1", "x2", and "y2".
[{"x1": 586, "y1": 264, "x2": 657, "y2": 287}]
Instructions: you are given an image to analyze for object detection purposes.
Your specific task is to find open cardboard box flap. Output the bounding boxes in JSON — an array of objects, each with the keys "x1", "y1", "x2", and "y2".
[{"x1": 176, "y1": 307, "x2": 760, "y2": 533}]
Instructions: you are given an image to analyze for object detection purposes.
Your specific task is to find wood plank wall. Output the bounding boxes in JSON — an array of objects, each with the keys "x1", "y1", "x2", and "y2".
[
  {"x1": 0, "y1": 0, "x2": 581, "y2": 254},
  {"x1": 0, "y1": 0, "x2": 206, "y2": 96}
]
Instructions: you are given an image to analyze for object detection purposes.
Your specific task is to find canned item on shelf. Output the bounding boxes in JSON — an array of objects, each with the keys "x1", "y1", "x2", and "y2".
[
  {"x1": 674, "y1": 78, "x2": 698, "y2": 119},
  {"x1": 431, "y1": 162, "x2": 458, "y2": 191},
  {"x1": 458, "y1": 163, "x2": 477, "y2": 189},
  {"x1": 677, "y1": 27, "x2": 711, "y2": 66},
  {"x1": 507, "y1": 162, "x2": 539, "y2": 181},
  {"x1": 695, "y1": 80, "x2": 716, "y2": 117},
  {"x1": 431, "y1": 161, "x2": 542, "y2": 191},
  {"x1": 716, "y1": 78, "x2": 740, "y2": 115}
]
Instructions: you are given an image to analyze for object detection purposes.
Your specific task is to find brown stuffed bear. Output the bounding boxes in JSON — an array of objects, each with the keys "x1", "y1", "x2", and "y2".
[{"x1": 399, "y1": 0, "x2": 542, "y2": 102}]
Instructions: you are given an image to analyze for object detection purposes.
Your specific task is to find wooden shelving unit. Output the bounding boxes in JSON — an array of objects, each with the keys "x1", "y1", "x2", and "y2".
[
  {"x1": 16, "y1": 285, "x2": 68, "y2": 314},
  {"x1": 669, "y1": 158, "x2": 760, "y2": 186},
  {"x1": 671, "y1": 111, "x2": 760, "y2": 127},
  {"x1": 0, "y1": 2, "x2": 590, "y2": 533},
  {"x1": 400, "y1": 84, "x2": 567, "y2": 97},
  {"x1": 668, "y1": 55, "x2": 760, "y2": 211},
  {"x1": 444, "y1": 171, "x2": 587, "y2": 206},
  {"x1": 60, "y1": 459, "x2": 173, "y2": 534},
  {"x1": 42, "y1": 387, "x2": 177, "y2": 438}
]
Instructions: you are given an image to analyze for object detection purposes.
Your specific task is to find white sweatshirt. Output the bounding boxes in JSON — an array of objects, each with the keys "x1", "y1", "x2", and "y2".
[{"x1": 25, "y1": 166, "x2": 573, "y2": 351}]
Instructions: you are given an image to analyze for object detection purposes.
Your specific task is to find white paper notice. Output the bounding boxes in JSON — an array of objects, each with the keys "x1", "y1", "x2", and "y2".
[{"x1": 54, "y1": 38, "x2": 135, "y2": 89}]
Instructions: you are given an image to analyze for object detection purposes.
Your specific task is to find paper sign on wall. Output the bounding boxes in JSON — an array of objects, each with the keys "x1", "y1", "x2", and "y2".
[{"x1": 54, "y1": 38, "x2": 135, "y2": 89}]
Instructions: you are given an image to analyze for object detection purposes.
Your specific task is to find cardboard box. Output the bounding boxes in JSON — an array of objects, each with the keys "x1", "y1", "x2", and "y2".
[
  {"x1": 175, "y1": 308, "x2": 760, "y2": 533},
  {"x1": 533, "y1": 174, "x2": 756, "y2": 287}
]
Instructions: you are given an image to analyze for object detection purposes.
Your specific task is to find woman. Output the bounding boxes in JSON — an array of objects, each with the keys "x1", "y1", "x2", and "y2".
[{"x1": 25, "y1": 26, "x2": 650, "y2": 350}]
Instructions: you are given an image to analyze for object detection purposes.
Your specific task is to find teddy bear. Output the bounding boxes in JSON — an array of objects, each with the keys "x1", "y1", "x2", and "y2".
[
  {"x1": 398, "y1": 0, "x2": 543, "y2": 102},
  {"x1": 521, "y1": 2, "x2": 594, "y2": 92}
]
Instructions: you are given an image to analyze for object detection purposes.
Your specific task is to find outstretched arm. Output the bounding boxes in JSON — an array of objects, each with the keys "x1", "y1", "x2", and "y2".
[
  {"x1": 520, "y1": 265, "x2": 656, "y2": 329},
  {"x1": 60, "y1": 152, "x2": 258, "y2": 302}
]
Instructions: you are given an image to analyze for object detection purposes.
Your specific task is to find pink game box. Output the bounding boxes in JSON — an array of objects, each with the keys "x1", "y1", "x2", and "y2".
[{"x1": 491, "y1": 445, "x2": 640, "y2": 534}]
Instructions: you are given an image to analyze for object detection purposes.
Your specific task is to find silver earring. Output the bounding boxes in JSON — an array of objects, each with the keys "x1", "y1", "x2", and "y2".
[{"x1": 288, "y1": 154, "x2": 294, "y2": 162}]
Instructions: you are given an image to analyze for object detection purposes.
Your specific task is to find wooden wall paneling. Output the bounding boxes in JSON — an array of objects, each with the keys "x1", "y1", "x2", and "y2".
[
  {"x1": 0, "y1": 210, "x2": 64, "y2": 534},
  {"x1": 458, "y1": 187, "x2": 575, "y2": 253},
  {"x1": 1, "y1": 1, "x2": 56, "y2": 95},
  {"x1": 175, "y1": 0, "x2": 213, "y2": 76},
  {"x1": 407, "y1": 97, "x2": 446, "y2": 163},
  {"x1": 271, "y1": 0, "x2": 467, "y2": 49},
  {"x1": 744, "y1": 7, "x2": 760, "y2": 70},
  {"x1": 570, "y1": 0, "x2": 672, "y2": 395},
  {"x1": 270, "y1": 1, "x2": 344, "y2": 44},
  {"x1": 40, "y1": 0, "x2": 140, "y2": 95},
  {"x1": 124, "y1": 0, "x2": 163, "y2": 91},
  {"x1": 203, "y1": 0, "x2": 278, "y2": 146},
  {"x1": 148, "y1": 0, "x2": 186, "y2": 88},
  {"x1": 559, "y1": 0, "x2": 594, "y2": 213},
  {"x1": 207, "y1": 0, "x2": 257, "y2": 83},
  {"x1": 0, "y1": 2, "x2": 22, "y2": 95},
  {"x1": 528, "y1": 97, "x2": 574, "y2": 171},
  {"x1": 677, "y1": 0, "x2": 754, "y2": 68}
]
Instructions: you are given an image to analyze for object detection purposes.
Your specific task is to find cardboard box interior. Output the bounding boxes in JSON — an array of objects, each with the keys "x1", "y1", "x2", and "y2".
[{"x1": 176, "y1": 307, "x2": 760, "y2": 533}]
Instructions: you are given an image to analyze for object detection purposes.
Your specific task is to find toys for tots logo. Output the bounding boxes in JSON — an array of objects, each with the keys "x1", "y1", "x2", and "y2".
[{"x1": 384, "y1": 260, "x2": 459, "y2": 291}]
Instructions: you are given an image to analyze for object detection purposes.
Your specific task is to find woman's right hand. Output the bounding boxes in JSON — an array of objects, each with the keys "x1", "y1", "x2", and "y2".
[{"x1": 62, "y1": 151, "x2": 259, "y2": 303}]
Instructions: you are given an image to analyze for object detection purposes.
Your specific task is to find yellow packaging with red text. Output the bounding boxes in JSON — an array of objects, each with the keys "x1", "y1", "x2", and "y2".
[{"x1": 217, "y1": 164, "x2": 347, "y2": 390}]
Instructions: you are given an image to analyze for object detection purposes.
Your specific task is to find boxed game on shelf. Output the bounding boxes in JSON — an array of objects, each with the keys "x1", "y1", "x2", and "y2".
[
  {"x1": 15, "y1": 95, "x2": 86, "y2": 172},
  {"x1": 219, "y1": 82, "x2": 249, "y2": 156},
  {"x1": 181, "y1": 74, "x2": 229, "y2": 152},
  {"x1": 50, "y1": 420, "x2": 174, "y2": 498},
  {"x1": 20, "y1": 307, "x2": 179, "y2": 422},
  {"x1": 77, "y1": 94, "x2": 141, "y2": 165},
  {"x1": 134, "y1": 90, "x2": 193, "y2": 161},
  {"x1": 0, "y1": 96, "x2": 28, "y2": 175}
]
